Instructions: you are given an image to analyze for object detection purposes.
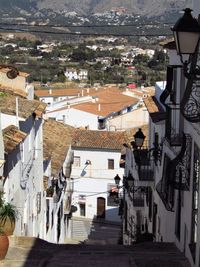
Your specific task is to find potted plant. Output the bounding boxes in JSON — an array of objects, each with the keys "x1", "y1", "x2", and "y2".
[
  {"x1": 0, "y1": 202, "x2": 18, "y2": 236},
  {"x1": 0, "y1": 227, "x2": 9, "y2": 260}
]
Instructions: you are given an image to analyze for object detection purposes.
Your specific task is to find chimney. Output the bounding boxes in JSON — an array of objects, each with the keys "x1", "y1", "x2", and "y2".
[
  {"x1": 63, "y1": 115, "x2": 66, "y2": 123},
  {"x1": 98, "y1": 103, "x2": 101, "y2": 111}
]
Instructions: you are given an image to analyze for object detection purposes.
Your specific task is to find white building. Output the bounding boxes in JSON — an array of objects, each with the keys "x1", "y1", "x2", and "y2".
[
  {"x1": 122, "y1": 5, "x2": 200, "y2": 264},
  {"x1": 70, "y1": 129, "x2": 125, "y2": 223},
  {"x1": 0, "y1": 92, "x2": 46, "y2": 238},
  {"x1": 46, "y1": 88, "x2": 139, "y2": 130},
  {"x1": 64, "y1": 68, "x2": 88, "y2": 81},
  {"x1": 43, "y1": 119, "x2": 74, "y2": 243}
]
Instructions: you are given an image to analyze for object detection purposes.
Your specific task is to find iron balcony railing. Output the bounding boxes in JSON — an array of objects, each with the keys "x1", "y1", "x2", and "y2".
[{"x1": 133, "y1": 148, "x2": 154, "y2": 182}]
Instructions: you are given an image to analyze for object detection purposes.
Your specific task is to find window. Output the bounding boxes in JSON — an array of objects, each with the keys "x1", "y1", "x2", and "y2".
[
  {"x1": 73, "y1": 156, "x2": 80, "y2": 167},
  {"x1": 156, "y1": 154, "x2": 174, "y2": 211},
  {"x1": 108, "y1": 159, "x2": 114, "y2": 169}
]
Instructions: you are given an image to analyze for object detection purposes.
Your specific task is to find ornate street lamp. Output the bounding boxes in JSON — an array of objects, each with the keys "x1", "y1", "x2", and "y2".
[
  {"x1": 126, "y1": 172, "x2": 134, "y2": 190},
  {"x1": 134, "y1": 128, "x2": 146, "y2": 148},
  {"x1": 172, "y1": 8, "x2": 200, "y2": 79},
  {"x1": 171, "y1": 8, "x2": 200, "y2": 122},
  {"x1": 172, "y1": 8, "x2": 200, "y2": 57},
  {"x1": 114, "y1": 173, "x2": 135, "y2": 192},
  {"x1": 114, "y1": 174, "x2": 121, "y2": 187}
]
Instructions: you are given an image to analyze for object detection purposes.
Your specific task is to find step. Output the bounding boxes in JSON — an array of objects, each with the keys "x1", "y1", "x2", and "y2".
[{"x1": 0, "y1": 238, "x2": 190, "y2": 267}]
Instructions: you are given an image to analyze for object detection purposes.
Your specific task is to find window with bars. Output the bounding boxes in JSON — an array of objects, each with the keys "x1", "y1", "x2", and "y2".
[{"x1": 165, "y1": 66, "x2": 185, "y2": 146}]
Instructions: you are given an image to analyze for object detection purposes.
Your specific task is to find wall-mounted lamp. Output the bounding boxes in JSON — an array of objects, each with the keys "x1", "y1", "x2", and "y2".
[
  {"x1": 133, "y1": 128, "x2": 162, "y2": 166},
  {"x1": 133, "y1": 128, "x2": 146, "y2": 149},
  {"x1": 171, "y1": 8, "x2": 200, "y2": 122},
  {"x1": 172, "y1": 8, "x2": 200, "y2": 80},
  {"x1": 85, "y1": 160, "x2": 91, "y2": 165},
  {"x1": 114, "y1": 173, "x2": 137, "y2": 193}
]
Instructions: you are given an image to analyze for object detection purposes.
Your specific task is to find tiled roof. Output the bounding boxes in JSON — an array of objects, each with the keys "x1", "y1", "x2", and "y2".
[
  {"x1": 144, "y1": 96, "x2": 166, "y2": 123},
  {"x1": 73, "y1": 89, "x2": 138, "y2": 117},
  {"x1": 0, "y1": 86, "x2": 27, "y2": 98},
  {"x1": 35, "y1": 88, "x2": 82, "y2": 97},
  {"x1": 71, "y1": 129, "x2": 125, "y2": 150},
  {"x1": 161, "y1": 40, "x2": 176, "y2": 50},
  {"x1": 35, "y1": 86, "x2": 117, "y2": 98},
  {"x1": 43, "y1": 119, "x2": 75, "y2": 176},
  {"x1": 0, "y1": 92, "x2": 46, "y2": 119},
  {"x1": 3, "y1": 125, "x2": 27, "y2": 153}
]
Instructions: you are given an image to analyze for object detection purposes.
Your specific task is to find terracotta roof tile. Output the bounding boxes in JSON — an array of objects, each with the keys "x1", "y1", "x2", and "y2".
[
  {"x1": 0, "y1": 92, "x2": 46, "y2": 119},
  {"x1": 35, "y1": 88, "x2": 82, "y2": 97},
  {"x1": 0, "y1": 87, "x2": 27, "y2": 98},
  {"x1": 72, "y1": 129, "x2": 125, "y2": 150},
  {"x1": 73, "y1": 90, "x2": 138, "y2": 117},
  {"x1": 3, "y1": 125, "x2": 27, "y2": 153},
  {"x1": 43, "y1": 119, "x2": 75, "y2": 176},
  {"x1": 144, "y1": 96, "x2": 166, "y2": 123}
]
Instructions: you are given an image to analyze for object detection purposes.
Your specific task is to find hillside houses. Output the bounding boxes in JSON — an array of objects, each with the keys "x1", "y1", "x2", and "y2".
[
  {"x1": 44, "y1": 86, "x2": 148, "y2": 130},
  {"x1": 64, "y1": 68, "x2": 88, "y2": 81}
]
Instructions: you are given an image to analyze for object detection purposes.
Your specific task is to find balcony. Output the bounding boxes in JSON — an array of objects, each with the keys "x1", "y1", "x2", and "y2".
[{"x1": 133, "y1": 149, "x2": 154, "y2": 183}]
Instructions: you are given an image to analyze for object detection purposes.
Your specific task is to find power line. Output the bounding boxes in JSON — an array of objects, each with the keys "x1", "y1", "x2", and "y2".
[
  {"x1": 0, "y1": 26, "x2": 172, "y2": 37},
  {"x1": 0, "y1": 22, "x2": 173, "y2": 37},
  {"x1": 0, "y1": 21, "x2": 176, "y2": 28}
]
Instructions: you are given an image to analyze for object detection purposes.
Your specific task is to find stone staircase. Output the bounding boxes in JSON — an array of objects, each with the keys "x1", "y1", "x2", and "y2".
[
  {"x1": 70, "y1": 217, "x2": 121, "y2": 244},
  {"x1": 0, "y1": 237, "x2": 191, "y2": 267},
  {"x1": 71, "y1": 218, "x2": 92, "y2": 241}
]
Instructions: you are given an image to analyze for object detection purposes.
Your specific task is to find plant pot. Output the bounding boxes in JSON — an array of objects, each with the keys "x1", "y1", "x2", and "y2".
[
  {"x1": 0, "y1": 218, "x2": 15, "y2": 236},
  {"x1": 0, "y1": 233, "x2": 9, "y2": 260}
]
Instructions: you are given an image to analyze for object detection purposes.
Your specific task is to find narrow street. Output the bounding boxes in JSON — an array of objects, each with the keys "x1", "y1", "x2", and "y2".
[{"x1": 0, "y1": 237, "x2": 190, "y2": 267}]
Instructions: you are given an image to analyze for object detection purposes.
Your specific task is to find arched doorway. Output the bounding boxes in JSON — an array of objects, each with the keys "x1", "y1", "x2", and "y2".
[{"x1": 97, "y1": 197, "x2": 105, "y2": 218}]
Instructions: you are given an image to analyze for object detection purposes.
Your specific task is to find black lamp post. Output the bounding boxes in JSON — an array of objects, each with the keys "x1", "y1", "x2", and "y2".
[
  {"x1": 114, "y1": 174, "x2": 121, "y2": 187},
  {"x1": 114, "y1": 173, "x2": 136, "y2": 192},
  {"x1": 134, "y1": 128, "x2": 146, "y2": 149},
  {"x1": 126, "y1": 172, "x2": 135, "y2": 191},
  {"x1": 172, "y1": 8, "x2": 200, "y2": 79},
  {"x1": 171, "y1": 8, "x2": 200, "y2": 122},
  {"x1": 172, "y1": 8, "x2": 200, "y2": 57}
]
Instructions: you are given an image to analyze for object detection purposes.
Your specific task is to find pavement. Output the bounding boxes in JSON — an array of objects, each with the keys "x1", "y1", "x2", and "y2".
[{"x1": 0, "y1": 237, "x2": 191, "y2": 267}]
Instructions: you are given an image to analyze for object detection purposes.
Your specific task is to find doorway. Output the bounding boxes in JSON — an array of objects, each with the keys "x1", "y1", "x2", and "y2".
[{"x1": 97, "y1": 197, "x2": 105, "y2": 218}]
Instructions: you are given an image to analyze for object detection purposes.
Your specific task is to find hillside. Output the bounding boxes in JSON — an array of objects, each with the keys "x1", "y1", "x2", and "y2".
[{"x1": 0, "y1": 0, "x2": 192, "y2": 18}]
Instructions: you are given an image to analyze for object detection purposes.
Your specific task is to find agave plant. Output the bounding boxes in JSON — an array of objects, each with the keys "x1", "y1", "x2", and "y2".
[{"x1": 0, "y1": 203, "x2": 18, "y2": 226}]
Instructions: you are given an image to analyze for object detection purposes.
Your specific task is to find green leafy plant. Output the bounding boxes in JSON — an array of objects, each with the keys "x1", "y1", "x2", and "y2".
[{"x1": 0, "y1": 203, "x2": 18, "y2": 225}]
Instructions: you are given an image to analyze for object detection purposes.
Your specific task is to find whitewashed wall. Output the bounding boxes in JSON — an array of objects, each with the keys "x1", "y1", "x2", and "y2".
[
  {"x1": 47, "y1": 108, "x2": 98, "y2": 130},
  {"x1": 71, "y1": 148, "x2": 124, "y2": 222}
]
